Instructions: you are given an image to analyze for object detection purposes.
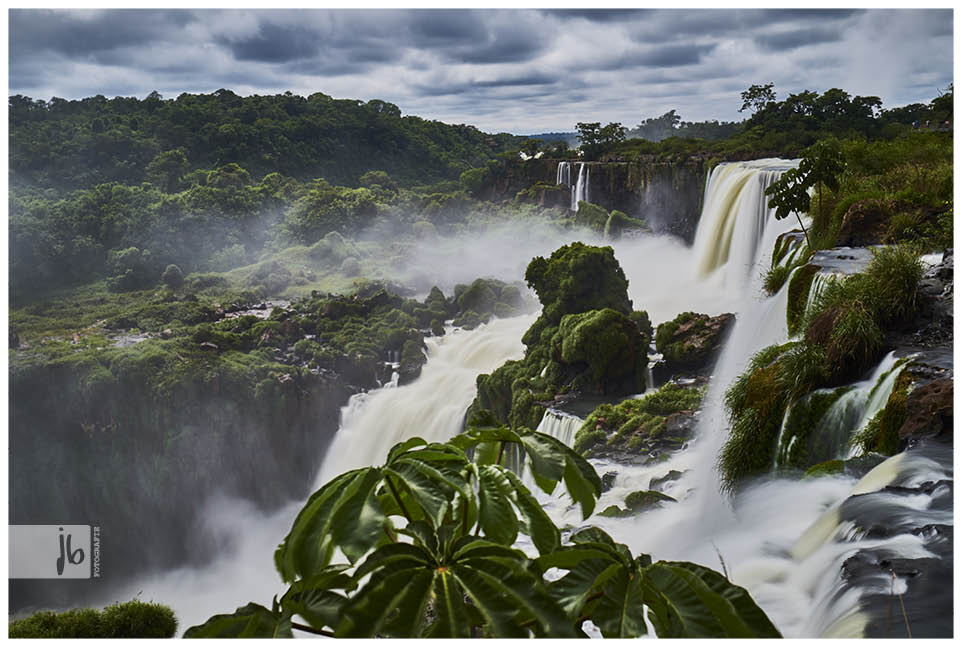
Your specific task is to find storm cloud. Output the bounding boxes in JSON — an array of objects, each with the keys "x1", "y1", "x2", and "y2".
[{"x1": 7, "y1": 7, "x2": 954, "y2": 134}]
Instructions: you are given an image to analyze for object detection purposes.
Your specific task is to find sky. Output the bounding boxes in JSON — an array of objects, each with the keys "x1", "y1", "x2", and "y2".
[{"x1": 7, "y1": 6, "x2": 955, "y2": 134}]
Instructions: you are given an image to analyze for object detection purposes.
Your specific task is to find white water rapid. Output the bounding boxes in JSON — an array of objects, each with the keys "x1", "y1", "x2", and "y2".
[{"x1": 122, "y1": 159, "x2": 948, "y2": 638}]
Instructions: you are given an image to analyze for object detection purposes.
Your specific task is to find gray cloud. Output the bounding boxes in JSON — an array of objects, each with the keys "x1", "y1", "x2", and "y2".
[
  {"x1": 7, "y1": 8, "x2": 953, "y2": 134},
  {"x1": 755, "y1": 27, "x2": 844, "y2": 52}
]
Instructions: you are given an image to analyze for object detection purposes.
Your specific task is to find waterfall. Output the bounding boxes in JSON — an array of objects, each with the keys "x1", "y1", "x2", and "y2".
[
  {"x1": 691, "y1": 159, "x2": 799, "y2": 289},
  {"x1": 556, "y1": 161, "x2": 571, "y2": 187},
  {"x1": 316, "y1": 315, "x2": 534, "y2": 484},
  {"x1": 572, "y1": 162, "x2": 589, "y2": 210},
  {"x1": 536, "y1": 409, "x2": 583, "y2": 449}
]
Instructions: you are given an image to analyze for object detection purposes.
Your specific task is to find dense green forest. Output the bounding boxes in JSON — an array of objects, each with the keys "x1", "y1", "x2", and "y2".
[{"x1": 9, "y1": 90, "x2": 525, "y2": 191}]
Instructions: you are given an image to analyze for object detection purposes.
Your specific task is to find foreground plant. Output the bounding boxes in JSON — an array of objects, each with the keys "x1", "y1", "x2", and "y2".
[{"x1": 186, "y1": 426, "x2": 780, "y2": 638}]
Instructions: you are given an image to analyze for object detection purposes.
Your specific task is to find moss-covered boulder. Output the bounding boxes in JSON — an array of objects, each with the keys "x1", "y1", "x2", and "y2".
[
  {"x1": 552, "y1": 308, "x2": 647, "y2": 395},
  {"x1": 523, "y1": 242, "x2": 632, "y2": 346},
  {"x1": 574, "y1": 381, "x2": 704, "y2": 459},
  {"x1": 398, "y1": 339, "x2": 427, "y2": 385},
  {"x1": 604, "y1": 210, "x2": 648, "y2": 240},
  {"x1": 654, "y1": 311, "x2": 734, "y2": 377},
  {"x1": 624, "y1": 489, "x2": 677, "y2": 513},
  {"x1": 574, "y1": 200, "x2": 609, "y2": 231}
]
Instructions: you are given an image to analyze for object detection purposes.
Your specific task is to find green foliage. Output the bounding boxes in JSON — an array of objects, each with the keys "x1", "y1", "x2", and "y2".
[
  {"x1": 739, "y1": 82, "x2": 776, "y2": 114},
  {"x1": 575, "y1": 382, "x2": 704, "y2": 455},
  {"x1": 189, "y1": 429, "x2": 778, "y2": 638},
  {"x1": 576, "y1": 122, "x2": 627, "y2": 159},
  {"x1": 523, "y1": 242, "x2": 632, "y2": 346},
  {"x1": 10, "y1": 600, "x2": 177, "y2": 638},
  {"x1": 848, "y1": 369, "x2": 913, "y2": 456},
  {"x1": 554, "y1": 308, "x2": 648, "y2": 395},
  {"x1": 161, "y1": 263, "x2": 184, "y2": 289},
  {"x1": 762, "y1": 263, "x2": 793, "y2": 295}
]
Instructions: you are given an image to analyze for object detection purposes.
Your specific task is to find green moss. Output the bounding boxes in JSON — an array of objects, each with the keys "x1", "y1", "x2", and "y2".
[
  {"x1": 10, "y1": 600, "x2": 177, "y2": 638},
  {"x1": 785, "y1": 264, "x2": 819, "y2": 336},
  {"x1": 850, "y1": 368, "x2": 913, "y2": 456},
  {"x1": 802, "y1": 459, "x2": 845, "y2": 479},
  {"x1": 624, "y1": 490, "x2": 676, "y2": 512},
  {"x1": 522, "y1": 242, "x2": 631, "y2": 346},
  {"x1": 554, "y1": 308, "x2": 647, "y2": 395},
  {"x1": 574, "y1": 382, "x2": 704, "y2": 454},
  {"x1": 763, "y1": 264, "x2": 793, "y2": 296},
  {"x1": 719, "y1": 344, "x2": 794, "y2": 493},
  {"x1": 775, "y1": 386, "x2": 852, "y2": 469},
  {"x1": 574, "y1": 200, "x2": 609, "y2": 231}
]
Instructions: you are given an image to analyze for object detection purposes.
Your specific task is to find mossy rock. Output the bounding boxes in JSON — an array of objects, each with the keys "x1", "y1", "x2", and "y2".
[
  {"x1": 786, "y1": 264, "x2": 819, "y2": 336},
  {"x1": 522, "y1": 242, "x2": 632, "y2": 346},
  {"x1": 802, "y1": 459, "x2": 845, "y2": 479},
  {"x1": 598, "y1": 504, "x2": 630, "y2": 518},
  {"x1": 655, "y1": 311, "x2": 734, "y2": 369},
  {"x1": 9, "y1": 600, "x2": 177, "y2": 638},
  {"x1": 604, "y1": 210, "x2": 647, "y2": 240},
  {"x1": 553, "y1": 308, "x2": 647, "y2": 395},
  {"x1": 574, "y1": 200, "x2": 609, "y2": 232},
  {"x1": 624, "y1": 489, "x2": 676, "y2": 513}
]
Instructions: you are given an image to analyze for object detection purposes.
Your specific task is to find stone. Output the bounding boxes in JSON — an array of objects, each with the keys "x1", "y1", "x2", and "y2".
[
  {"x1": 601, "y1": 471, "x2": 618, "y2": 492},
  {"x1": 898, "y1": 378, "x2": 953, "y2": 444},
  {"x1": 834, "y1": 199, "x2": 890, "y2": 247}
]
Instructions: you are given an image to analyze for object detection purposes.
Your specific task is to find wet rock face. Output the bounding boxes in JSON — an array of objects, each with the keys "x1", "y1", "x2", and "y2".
[
  {"x1": 899, "y1": 378, "x2": 953, "y2": 445},
  {"x1": 653, "y1": 312, "x2": 735, "y2": 381},
  {"x1": 834, "y1": 199, "x2": 891, "y2": 247}
]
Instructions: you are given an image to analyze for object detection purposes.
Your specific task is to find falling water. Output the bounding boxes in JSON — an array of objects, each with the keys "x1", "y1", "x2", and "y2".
[
  {"x1": 571, "y1": 162, "x2": 589, "y2": 210},
  {"x1": 556, "y1": 161, "x2": 571, "y2": 187},
  {"x1": 317, "y1": 314, "x2": 534, "y2": 483},
  {"x1": 535, "y1": 409, "x2": 584, "y2": 448}
]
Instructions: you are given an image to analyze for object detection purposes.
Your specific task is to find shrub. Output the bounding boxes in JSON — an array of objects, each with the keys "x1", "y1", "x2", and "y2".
[
  {"x1": 10, "y1": 600, "x2": 177, "y2": 638},
  {"x1": 161, "y1": 264, "x2": 184, "y2": 289}
]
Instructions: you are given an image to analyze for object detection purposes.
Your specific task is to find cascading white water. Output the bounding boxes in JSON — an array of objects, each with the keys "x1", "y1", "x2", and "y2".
[
  {"x1": 317, "y1": 315, "x2": 534, "y2": 483},
  {"x1": 556, "y1": 161, "x2": 571, "y2": 187},
  {"x1": 691, "y1": 159, "x2": 799, "y2": 290},
  {"x1": 571, "y1": 162, "x2": 589, "y2": 210},
  {"x1": 535, "y1": 409, "x2": 583, "y2": 448}
]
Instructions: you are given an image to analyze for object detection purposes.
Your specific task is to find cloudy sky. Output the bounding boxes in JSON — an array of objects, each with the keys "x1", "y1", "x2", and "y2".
[{"x1": 8, "y1": 7, "x2": 954, "y2": 134}]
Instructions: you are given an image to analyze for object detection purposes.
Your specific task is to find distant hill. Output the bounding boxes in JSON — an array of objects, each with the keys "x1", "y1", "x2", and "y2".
[
  {"x1": 521, "y1": 131, "x2": 579, "y2": 146},
  {"x1": 8, "y1": 90, "x2": 528, "y2": 192}
]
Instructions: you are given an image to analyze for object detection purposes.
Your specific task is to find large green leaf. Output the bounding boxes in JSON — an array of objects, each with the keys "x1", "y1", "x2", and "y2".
[
  {"x1": 275, "y1": 468, "x2": 385, "y2": 581},
  {"x1": 592, "y1": 566, "x2": 647, "y2": 638},
  {"x1": 476, "y1": 464, "x2": 519, "y2": 545},
  {"x1": 503, "y1": 470, "x2": 560, "y2": 554},
  {"x1": 276, "y1": 440, "x2": 475, "y2": 580},
  {"x1": 279, "y1": 565, "x2": 356, "y2": 633},
  {"x1": 183, "y1": 603, "x2": 292, "y2": 638},
  {"x1": 643, "y1": 561, "x2": 781, "y2": 638}
]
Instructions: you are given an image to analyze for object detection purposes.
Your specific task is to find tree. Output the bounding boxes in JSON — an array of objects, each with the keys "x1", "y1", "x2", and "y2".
[
  {"x1": 765, "y1": 138, "x2": 845, "y2": 247},
  {"x1": 185, "y1": 428, "x2": 781, "y2": 638},
  {"x1": 576, "y1": 122, "x2": 627, "y2": 159},
  {"x1": 145, "y1": 148, "x2": 189, "y2": 192},
  {"x1": 739, "y1": 83, "x2": 776, "y2": 114},
  {"x1": 931, "y1": 83, "x2": 953, "y2": 122}
]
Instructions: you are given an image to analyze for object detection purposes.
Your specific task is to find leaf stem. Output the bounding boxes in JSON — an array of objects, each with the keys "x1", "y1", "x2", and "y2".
[
  {"x1": 291, "y1": 622, "x2": 334, "y2": 637},
  {"x1": 496, "y1": 440, "x2": 506, "y2": 465},
  {"x1": 385, "y1": 475, "x2": 414, "y2": 522}
]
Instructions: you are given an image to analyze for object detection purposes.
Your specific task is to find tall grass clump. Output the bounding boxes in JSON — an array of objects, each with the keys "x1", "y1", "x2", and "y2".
[{"x1": 10, "y1": 600, "x2": 177, "y2": 638}]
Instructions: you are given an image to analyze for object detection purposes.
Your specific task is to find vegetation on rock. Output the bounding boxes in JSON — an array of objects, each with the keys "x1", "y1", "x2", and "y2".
[{"x1": 10, "y1": 600, "x2": 177, "y2": 638}]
